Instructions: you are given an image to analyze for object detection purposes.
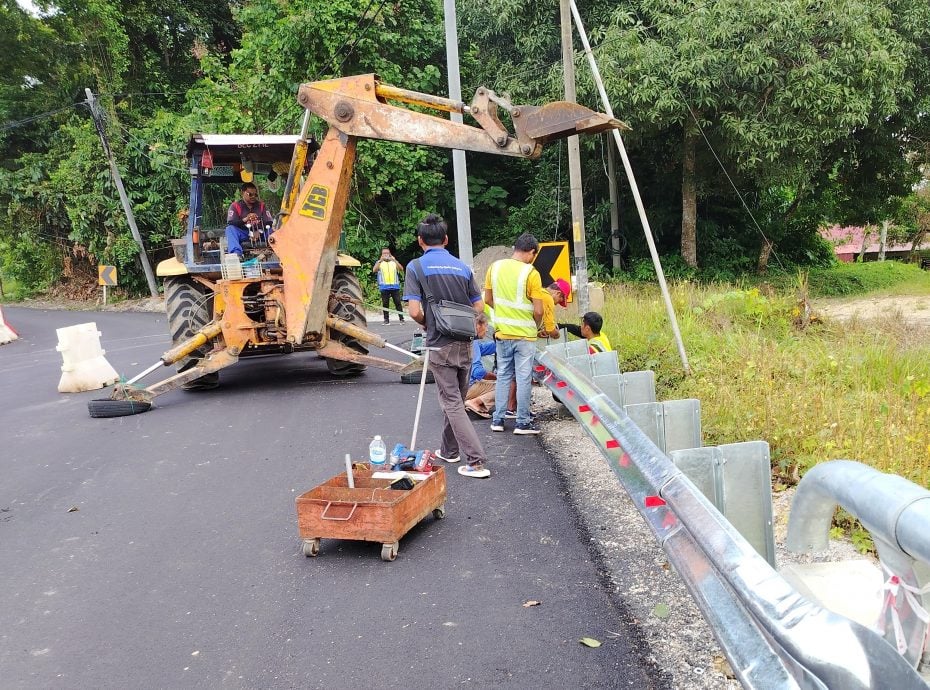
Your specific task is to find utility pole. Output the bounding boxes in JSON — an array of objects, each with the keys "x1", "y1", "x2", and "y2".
[
  {"x1": 607, "y1": 134, "x2": 622, "y2": 270},
  {"x1": 443, "y1": 0, "x2": 474, "y2": 266},
  {"x1": 559, "y1": 0, "x2": 589, "y2": 312},
  {"x1": 85, "y1": 88, "x2": 159, "y2": 298}
]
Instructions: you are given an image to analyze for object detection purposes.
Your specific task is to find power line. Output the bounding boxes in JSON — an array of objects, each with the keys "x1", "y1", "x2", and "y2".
[
  {"x1": 330, "y1": 0, "x2": 391, "y2": 76},
  {"x1": 266, "y1": 0, "x2": 390, "y2": 133},
  {"x1": 623, "y1": 4, "x2": 785, "y2": 267},
  {"x1": 0, "y1": 102, "x2": 85, "y2": 133}
]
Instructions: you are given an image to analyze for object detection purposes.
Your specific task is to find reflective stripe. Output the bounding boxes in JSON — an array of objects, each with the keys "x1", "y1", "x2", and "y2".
[
  {"x1": 589, "y1": 333, "x2": 612, "y2": 353},
  {"x1": 490, "y1": 260, "x2": 536, "y2": 336}
]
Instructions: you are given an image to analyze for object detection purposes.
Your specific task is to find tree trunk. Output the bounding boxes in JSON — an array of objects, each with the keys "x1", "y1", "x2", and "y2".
[
  {"x1": 878, "y1": 220, "x2": 889, "y2": 261},
  {"x1": 681, "y1": 121, "x2": 698, "y2": 268},
  {"x1": 757, "y1": 238, "x2": 773, "y2": 273},
  {"x1": 909, "y1": 230, "x2": 927, "y2": 261},
  {"x1": 858, "y1": 224, "x2": 873, "y2": 262}
]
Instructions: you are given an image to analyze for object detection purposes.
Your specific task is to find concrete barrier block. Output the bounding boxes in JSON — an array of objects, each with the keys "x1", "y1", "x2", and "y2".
[
  {"x1": 56, "y1": 322, "x2": 120, "y2": 393},
  {"x1": 0, "y1": 306, "x2": 18, "y2": 345},
  {"x1": 779, "y1": 560, "x2": 884, "y2": 629}
]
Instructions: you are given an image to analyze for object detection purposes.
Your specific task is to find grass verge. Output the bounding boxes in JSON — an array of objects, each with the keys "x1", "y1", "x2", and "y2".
[{"x1": 600, "y1": 280, "x2": 930, "y2": 490}]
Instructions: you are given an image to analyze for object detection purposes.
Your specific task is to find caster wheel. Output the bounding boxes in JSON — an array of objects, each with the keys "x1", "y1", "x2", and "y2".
[
  {"x1": 302, "y1": 538, "x2": 321, "y2": 557},
  {"x1": 432, "y1": 505, "x2": 446, "y2": 519},
  {"x1": 381, "y1": 542, "x2": 399, "y2": 561}
]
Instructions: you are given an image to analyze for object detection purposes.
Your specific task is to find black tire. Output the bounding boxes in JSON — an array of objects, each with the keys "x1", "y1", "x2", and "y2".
[
  {"x1": 88, "y1": 399, "x2": 152, "y2": 418},
  {"x1": 164, "y1": 276, "x2": 218, "y2": 389},
  {"x1": 325, "y1": 268, "x2": 367, "y2": 376},
  {"x1": 400, "y1": 369, "x2": 435, "y2": 385}
]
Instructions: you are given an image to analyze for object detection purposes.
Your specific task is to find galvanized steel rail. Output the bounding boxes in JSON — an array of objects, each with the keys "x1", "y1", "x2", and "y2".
[{"x1": 534, "y1": 348, "x2": 925, "y2": 688}]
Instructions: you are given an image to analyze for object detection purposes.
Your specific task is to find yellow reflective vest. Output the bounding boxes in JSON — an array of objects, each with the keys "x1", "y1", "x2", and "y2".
[
  {"x1": 489, "y1": 259, "x2": 537, "y2": 339},
  {"x1": 589, "y1": 332, "x2": 612, "y2": 353}
]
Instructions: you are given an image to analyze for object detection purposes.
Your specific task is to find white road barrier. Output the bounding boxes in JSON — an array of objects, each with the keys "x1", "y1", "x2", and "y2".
[
  {"x1": 0, "y1": 306, "x2": 18, "y2": 345},
  {"x1": 56, "y1": 322, "x2": 120, "y2": 392}
]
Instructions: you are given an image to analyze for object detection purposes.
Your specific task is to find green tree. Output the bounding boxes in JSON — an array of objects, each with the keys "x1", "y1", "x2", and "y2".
[{"x1": 594, "y1": 0, "x2": 926, "y2": 268}]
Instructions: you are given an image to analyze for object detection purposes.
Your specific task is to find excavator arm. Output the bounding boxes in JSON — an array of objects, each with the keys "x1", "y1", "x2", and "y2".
[
  {"x1": 270, "y1": 73, "x2": 628, "y2": 344},
  {"x1": 91, "y1": 73, "x2": 627, "y2": 417}
]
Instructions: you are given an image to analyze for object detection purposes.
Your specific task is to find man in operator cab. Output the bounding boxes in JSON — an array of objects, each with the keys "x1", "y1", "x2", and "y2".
[{"x1": 225, "y1": 182, "x2": 273, "y2": 256}]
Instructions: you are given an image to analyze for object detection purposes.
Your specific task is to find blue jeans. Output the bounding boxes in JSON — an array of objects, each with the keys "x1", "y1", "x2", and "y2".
[
  {"x1": 493, "y1": 339, "x2": 535, "y2": 426},
  {"x1": 225, "y1": 224, "x2": 249, "y2": 256}
]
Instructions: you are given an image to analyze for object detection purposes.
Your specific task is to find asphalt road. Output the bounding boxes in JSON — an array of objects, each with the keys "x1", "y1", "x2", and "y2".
[{"x1": 0, "y1": 306, "x2": 664, "y2": 689}]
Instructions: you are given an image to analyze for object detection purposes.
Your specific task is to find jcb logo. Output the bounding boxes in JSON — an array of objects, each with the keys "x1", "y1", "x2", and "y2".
[{"x1": 299, "y1": 184, "x2": 329, "y2": 220}]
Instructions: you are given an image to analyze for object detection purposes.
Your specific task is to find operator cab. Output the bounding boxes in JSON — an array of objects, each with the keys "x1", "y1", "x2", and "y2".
[{"x1": 166, "y1": 134, "x2": 302, "y2": 275}]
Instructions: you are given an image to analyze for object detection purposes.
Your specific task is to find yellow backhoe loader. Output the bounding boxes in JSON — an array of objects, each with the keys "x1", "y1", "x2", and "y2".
[{"x1": 88, "y1": 73, "x2": 625, "y2": 417}]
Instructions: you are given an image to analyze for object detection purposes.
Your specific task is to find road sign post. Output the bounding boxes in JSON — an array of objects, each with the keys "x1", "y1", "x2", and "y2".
[
  {"x1": 98, "y1": 265, "x2": 117, "y2": 305},
  {"x1": 533, "y1": 241, "x2": 572, "y2": 302}
]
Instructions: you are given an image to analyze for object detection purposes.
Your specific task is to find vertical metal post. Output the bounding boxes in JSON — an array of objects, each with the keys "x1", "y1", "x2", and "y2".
[
  {"x1": 443, "y1": 0, "x2": 473, "y2": 266},
  {"x1": 84, "y1": 88, "x2": 160, "y2": 298},
  {"x1": 607, "y1": 134, "x2": 621, "y2": 270},
  {"x1": 568, "y1": 3, "x2": 691, "y2": 374},
  {"x1": 560, "y1": 0, "x2": 589, "y2": 312}
]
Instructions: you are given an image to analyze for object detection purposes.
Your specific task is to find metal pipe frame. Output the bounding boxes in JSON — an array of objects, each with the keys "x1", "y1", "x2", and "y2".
[
  {"x1": 535, "y1": 348, "x2": 924, "y2": 688},
  {"x1": 787, "y1": 460, "x2": 930, "y2": 667}
]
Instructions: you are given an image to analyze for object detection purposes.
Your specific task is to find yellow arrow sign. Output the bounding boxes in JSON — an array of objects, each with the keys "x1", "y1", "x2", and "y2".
[
  {"x1": 532, "y1": 241, "x2": 571, "y2": 303},
  {"x1": 98, "y1": 265, "x2": 118, "y2": 286}
]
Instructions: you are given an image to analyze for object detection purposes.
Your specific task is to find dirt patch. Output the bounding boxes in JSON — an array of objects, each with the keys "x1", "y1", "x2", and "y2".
[{"x1": 815, "y1": 294, "x2": 930, "y2": 328}]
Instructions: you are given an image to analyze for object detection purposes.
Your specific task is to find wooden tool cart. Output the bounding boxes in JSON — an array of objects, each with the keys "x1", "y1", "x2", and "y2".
[{"x1": 296, "y1": 467, "x2": 446, "y2": 561}]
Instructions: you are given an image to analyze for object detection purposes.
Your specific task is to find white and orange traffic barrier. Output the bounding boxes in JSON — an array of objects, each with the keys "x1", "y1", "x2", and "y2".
[
  {"x1": 56, "y1": 322, "x2": 120, "y2": 393},
  {"x1": 0, "y1": 306, "x2": 18, "y2": 345}
]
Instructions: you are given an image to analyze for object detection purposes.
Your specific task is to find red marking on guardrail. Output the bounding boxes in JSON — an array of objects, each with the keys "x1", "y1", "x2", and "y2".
[
  {"x1": 662, "y1": 513, "x2": 678, "y2": 529},
  {"x1": 578, "y1": 404, "x2": 590, "y2": 413},
  {"x1": 534, "y1": 365, "x2": 546, "y2": 373},
  {"x1": 644, "y1": 495, "x2": 666, "y2": 508},
  {"x1": 556, "y1": 381, "x2": 567, "y2": 389},
  {"x1": 543, "y1": 371, "x2": 553, "y2": 383},
  {"x1": 590, "y1": 416, "x2": 599, "y2": 426},
  {"x1": 619, "y1": 453, "x2": 630, "y2": 467},
  {"x1": 605, "y1": 439, "x2": 620, "y2": 449}
]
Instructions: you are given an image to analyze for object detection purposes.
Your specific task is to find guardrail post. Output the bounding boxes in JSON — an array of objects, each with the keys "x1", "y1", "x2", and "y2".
[{"x1": 670, "y1": 442, "x2": 776, "y2": 566}]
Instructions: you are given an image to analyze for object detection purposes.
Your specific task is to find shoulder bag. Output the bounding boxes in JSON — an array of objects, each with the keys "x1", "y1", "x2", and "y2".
[{"x1": 413, "y1": 259, "x2": 477, "y2": 341}]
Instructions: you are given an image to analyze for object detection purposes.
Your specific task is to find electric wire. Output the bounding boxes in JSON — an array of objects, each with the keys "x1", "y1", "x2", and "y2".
[
  {"x1": 0, "y1": 102, "x2": 85, "y2": 133},
  {"x1": 627, "y1": 4, "x2": 786, "y2": 268}
]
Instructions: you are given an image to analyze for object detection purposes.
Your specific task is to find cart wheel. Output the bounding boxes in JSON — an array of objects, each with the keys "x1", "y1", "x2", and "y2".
[
  {"x1": 432, "y1": 505, "x2": 446, "y2": 520},
  {"x1": 302, "y1": 538, "x2": 321, "y2": 557},
  {"x1": 381, "y1": 542, "x2": 399, "y2": 562}
]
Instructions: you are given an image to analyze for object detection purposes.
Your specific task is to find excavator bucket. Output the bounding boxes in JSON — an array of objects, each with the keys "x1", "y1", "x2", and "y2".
[{"x1": 516, "y1": 102, "x2": 630, "y2": 145}]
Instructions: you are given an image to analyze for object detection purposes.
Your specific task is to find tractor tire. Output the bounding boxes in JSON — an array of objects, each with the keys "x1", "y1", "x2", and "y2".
[
  {"x1": 400, "y1": 369, "x2": 435, "y2": 385},
  {"x1": 325, "y1": 268, "x2": 368, "y2": 377},
  {"x1": 164, "y1": 276, "x2": 220, "y2": 390},
  {"x1": 88, "y1": 399, "x2": 152, "y2": 418}
]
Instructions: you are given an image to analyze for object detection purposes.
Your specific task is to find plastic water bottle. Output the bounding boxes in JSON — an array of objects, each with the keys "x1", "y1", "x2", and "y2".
[{"x1": 369, "y1": 435, "x2": 387, "y2": 472}]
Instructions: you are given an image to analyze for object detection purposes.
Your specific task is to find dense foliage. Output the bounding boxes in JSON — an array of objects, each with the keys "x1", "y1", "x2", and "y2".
[{"x1": 1, "y1": 0, "x2": 929, "y2": 295}]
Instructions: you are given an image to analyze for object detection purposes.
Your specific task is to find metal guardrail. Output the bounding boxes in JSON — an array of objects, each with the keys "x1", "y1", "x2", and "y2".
[
  {"x1": 787, "y1": 460, "x2": 930, "y2": 669},
  {"x1": 534, "y1": 347, "x2": 925, "y2": 689}
]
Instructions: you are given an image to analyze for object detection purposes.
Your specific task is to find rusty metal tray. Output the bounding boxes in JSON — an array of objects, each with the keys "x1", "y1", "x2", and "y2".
[{"x1": 295, "y1": 466, "x2": 446, "y2": 561}]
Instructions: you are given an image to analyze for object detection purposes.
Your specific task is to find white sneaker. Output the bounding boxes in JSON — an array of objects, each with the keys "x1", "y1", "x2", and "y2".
[{"x1": 434, "y1": 449, "x2": 460, "y2": 463}]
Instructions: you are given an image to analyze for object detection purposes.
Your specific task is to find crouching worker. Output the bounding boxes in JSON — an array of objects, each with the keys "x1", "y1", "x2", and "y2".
[
  {"x1": 558, "y1": 311, "x2": 613, "y2": 354},
  {"x1": 464, "y1": 313, "x2": 497, "y2": 418}
]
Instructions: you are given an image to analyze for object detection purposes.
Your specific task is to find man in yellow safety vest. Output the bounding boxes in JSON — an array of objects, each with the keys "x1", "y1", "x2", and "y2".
[
  {"x1": 483, "y1": 233, "x2": 543, "y2": 435},
  {"x1": 373, "y1": 247, "x2": 405, "y2": 324}
]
